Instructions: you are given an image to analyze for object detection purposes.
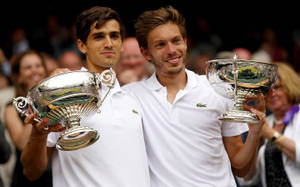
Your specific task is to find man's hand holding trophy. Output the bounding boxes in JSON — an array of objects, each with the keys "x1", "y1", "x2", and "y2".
[{"x1": 206, "y1": 54, "x2": 277, "y2": 124}]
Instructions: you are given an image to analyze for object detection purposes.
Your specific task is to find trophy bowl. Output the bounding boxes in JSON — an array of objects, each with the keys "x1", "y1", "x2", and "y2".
[
  {"x1": 13, "y1": 69, "x2": 116, "y2": 151},
  {"x1": 206, "y1": 55, "x2": 277, "y2": 123}
]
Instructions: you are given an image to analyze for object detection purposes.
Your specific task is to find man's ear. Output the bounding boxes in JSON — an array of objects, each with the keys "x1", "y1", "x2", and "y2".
[
  {"x1": 77, "y1": 39, "x2": 87, "y2": 54},
  {"x1": 141, "y1": 47, "x2": 151, "y2": 62}
]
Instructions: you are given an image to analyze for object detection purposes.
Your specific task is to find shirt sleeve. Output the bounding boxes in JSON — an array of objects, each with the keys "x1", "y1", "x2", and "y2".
[
  {"x1": 47, "y1": 132, "x2": 61, "y2": 147},
  {"x1": 221, "y1": 121, "x2": 249, "y2": 137}
]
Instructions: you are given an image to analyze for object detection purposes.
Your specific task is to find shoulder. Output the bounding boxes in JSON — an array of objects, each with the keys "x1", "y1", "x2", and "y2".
[
  {"x1": 122, "y1": 80, "x2": 147, "y2": 96},
  {"x1": 191, "y1": 71, "x2": 227, "y2": 101},
  {"x1": 197, "y1": 74, "x2": 211, "y2": 87},
  {"x1": 190, "y1": 71, "x2": 234, "y2": 109},
  {"x1": 186, "y1": 69, "x2": 213, "y2": 89},
  {"x1": 118, "y1": 85, "x2": 143, "y2": 106}
]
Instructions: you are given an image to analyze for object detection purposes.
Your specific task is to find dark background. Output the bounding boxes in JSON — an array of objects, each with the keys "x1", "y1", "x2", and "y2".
[{"x1": 0, "y1": 0, "x2": 299, "y2": 59}]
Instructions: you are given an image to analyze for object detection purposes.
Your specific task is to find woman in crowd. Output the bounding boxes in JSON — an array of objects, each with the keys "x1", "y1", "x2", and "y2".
[
  {"x1": 4, "y1": 50, "x2": 52, "y2": 187},
  {"x1": 244, "y1": 62, "x2": 300, "y2": 187}
]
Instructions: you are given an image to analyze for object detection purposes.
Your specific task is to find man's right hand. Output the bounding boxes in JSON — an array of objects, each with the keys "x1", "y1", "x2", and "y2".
[
  {"x1": 50, "y1": 68, "x2": 71, "y2": 76},
  {"x1": 24, "y1": 112, "x2": 66, "y2": 137}
]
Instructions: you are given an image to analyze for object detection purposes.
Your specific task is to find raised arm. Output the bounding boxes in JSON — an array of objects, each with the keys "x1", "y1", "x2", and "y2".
[
  {"x1": 20, "y1": 112, "x2": 65, "y2": 181},
  {"x1": 224, "y1": 94, "x2": 266, "y2": 177},
  {"x1": 4, "y1": 105, "x2": 32, "y2": 150},
  {"x1": 261, "y1": 122, "x2": 296, "y2": 161},
  {"x1": 223, "y1": 119, "x2": 261, "y2": 177}
]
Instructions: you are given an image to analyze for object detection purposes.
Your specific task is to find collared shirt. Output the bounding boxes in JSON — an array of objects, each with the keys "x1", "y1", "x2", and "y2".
[
  {"x1": 123, "y1": 69, "x2": 248, "y2": 187},
  {"x1": 47, "y1": 68, "x2": 150, "y2": 187}
]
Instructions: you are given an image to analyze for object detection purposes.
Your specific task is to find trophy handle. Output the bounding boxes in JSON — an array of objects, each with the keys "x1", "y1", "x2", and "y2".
[
  {"x1": 13, "y1": 97, "x2": 41, "y2": 123},
  {"x1": 98, "y1": 67, "x2": 116, "y2": 87},
  {"x1": 95, "y1": 68, "x2": 116, "y2": 113}
]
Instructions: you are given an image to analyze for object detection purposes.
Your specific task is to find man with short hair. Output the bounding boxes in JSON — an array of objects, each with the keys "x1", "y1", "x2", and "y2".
[
  {"x1": 20, "y1": 6, "x2": 150, "y2": 187},
  {"x1": 123, "y1": 6, "x2": 266, "y2": 187}
]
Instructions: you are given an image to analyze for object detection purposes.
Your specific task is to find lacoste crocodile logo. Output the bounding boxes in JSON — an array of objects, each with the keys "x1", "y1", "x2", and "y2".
[
  {"x1": 132, "y1": 109, "x2": 139, "y2": 114},
  {"x1": 196, "y1": 103, "x2": 207, "y2": 108}
]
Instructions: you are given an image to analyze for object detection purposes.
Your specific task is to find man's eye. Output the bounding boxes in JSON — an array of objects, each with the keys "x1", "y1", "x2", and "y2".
[
  {"x1": 173, "y1": 38, "x2": 182, "y2": 44},
  {"x1": 156, "y1": 43, "x2": 165, "y2": 48},
  {"x1": 111, "y1": 33, "x2": 120, "y2": 39},
  {"x1": 94, "y1": 35, "x2": 103, "y2": 39}
]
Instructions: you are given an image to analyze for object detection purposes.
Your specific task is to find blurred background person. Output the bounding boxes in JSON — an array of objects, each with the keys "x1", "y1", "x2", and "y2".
[
  {"x1": 187, "y1": 47, "x2": 251, "y2": 76},
  {"x1": 292, "y1": 29, "x2": 300, "y2": 74},
  {"x1": 58, "y1": 49, "x2": 83, "y2": 70},
  {"x1": 241, "y1": 62, "x2": 300, "y2": 187},
  {"x1": 0, "y1": 119, "x2": 11, "y2": 187},
  {"x1": 215, "y1": 50, "x2": 234, "y2": 59},
  {"x1": 0, "y1": 51, "x2": 15, "y2": 187},
  {"x1": 0, "y1": 49, "x2": 11, "y2": 79},
  {"x1": 252, "y1": 28, "x2": 288, "y2": 64},
  {"x1": 41, "y1": 52, "x2": 59, "y2": 74},
  {"x1": 10, "y1": 28, "x2": 30, "y2": 56},
  {"x1": 186, "y1": 45, "x2": 215, "y2": 75},
  {"x1": 233, "y1": 47, "x2": 251, "y2": 60},
  {"x1": 251, "y1": 49, "x2": 272, "y2": 63},
  {"x1": 0, "y1": 71, "x2": 9, "y2": 90},
  {"x1": 46, "y1": 15, "x2": 76, "y2": 58},
  {"x1": 115, "y1": 37, "x2": 150, "y2": 86},
  {"x1": 3, "y1": 50, "x2": 52, "y2": 187}
]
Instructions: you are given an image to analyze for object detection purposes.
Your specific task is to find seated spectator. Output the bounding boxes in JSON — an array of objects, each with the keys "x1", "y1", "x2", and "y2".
[
  {"x1": 4, "y1": 50, "x2": 52, "y2": 187},
  {"x1": 58, "y1": 50, "x2": 83, "y2": 70},
  {"x1": 115, "y1": 37, "x2": 150, "y2": 85},
  {"x1": 240, "y1": 62, "x2": 300, "y2": 187},
  {"x1": 41, "y1": 52, "x2": 59, "y2": 74}
]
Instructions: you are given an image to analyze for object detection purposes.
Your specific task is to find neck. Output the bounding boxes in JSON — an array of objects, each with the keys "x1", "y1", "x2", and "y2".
[
  {"x1": 156, "y1": 68, "x2": 187, "y2": 90},
  {"x1": 273, "y1": 103, "x2": 292, "y2": 120},
  {"x1": 156, "y1": 68, "x2": 187, "y2": 104},
  {"x1": 87, "y1": 62, "x2": 108, "y2": 74}
]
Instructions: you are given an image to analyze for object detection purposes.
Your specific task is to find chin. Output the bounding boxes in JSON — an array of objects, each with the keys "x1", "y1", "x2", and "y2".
[
  {"x1": 102, "y1": 62, "x2": 115, "y2": 68},
  {"x1": 167, "y1": 67, "x2": 184, "y2": 75}
]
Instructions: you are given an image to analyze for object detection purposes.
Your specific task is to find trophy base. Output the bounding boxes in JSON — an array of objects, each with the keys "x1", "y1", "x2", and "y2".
[
  {"x1": 56, "y1": 126, "x2": 99, "y2": 151},
  {"x1": 219, "y1": 110, "x2": 260, "y2": 124}
]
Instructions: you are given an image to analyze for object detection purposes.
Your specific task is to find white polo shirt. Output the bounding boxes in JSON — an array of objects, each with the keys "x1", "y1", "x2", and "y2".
[
  {"x1": 47, "y1": 68, "x2": 150, "y2": 187},
  {"x1": 123, "y1": 69, "x2": 248, "y2": 187}
]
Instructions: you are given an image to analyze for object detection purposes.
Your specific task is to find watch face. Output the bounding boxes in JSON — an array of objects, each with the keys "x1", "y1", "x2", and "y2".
[{"x1": 271, "y1": 131, "x2": 280, "y2": 143}]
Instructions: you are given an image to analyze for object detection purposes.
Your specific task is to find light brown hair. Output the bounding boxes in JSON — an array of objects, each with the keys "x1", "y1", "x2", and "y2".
[
  {"x1": 275, "y1": 62, "x2": 300, "y2": 104},
  {"x1": 134, "y1": 5, "x2": 186, "y2": 49}
]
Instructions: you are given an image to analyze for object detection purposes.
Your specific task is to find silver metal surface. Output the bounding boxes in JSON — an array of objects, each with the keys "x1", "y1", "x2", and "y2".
[
  {"x1": 13, "y1": 69, "x2": 116, "y2": 150},
  {"x1": 206, "y1": 56, "x2": 277, "y2": 123}
]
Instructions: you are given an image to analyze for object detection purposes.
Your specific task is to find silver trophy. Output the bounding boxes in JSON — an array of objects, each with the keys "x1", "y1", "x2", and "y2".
[
  {"x1": 206, "y1": 54, "x2": 277, "y2": 123},
  {"x1": 13, "y1": 68, "x2": 116, "y2": 151}
]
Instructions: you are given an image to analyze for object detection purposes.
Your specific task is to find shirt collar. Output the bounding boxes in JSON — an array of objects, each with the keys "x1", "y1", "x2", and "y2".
[{"x1": 145, "y1": 68, "x2": 198, "y2": 91}]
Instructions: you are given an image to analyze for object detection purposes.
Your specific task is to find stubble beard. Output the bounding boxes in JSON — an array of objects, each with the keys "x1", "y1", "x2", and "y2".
[{"x1": 166, "y1": 66, "x2": 184, "y2": 75}]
